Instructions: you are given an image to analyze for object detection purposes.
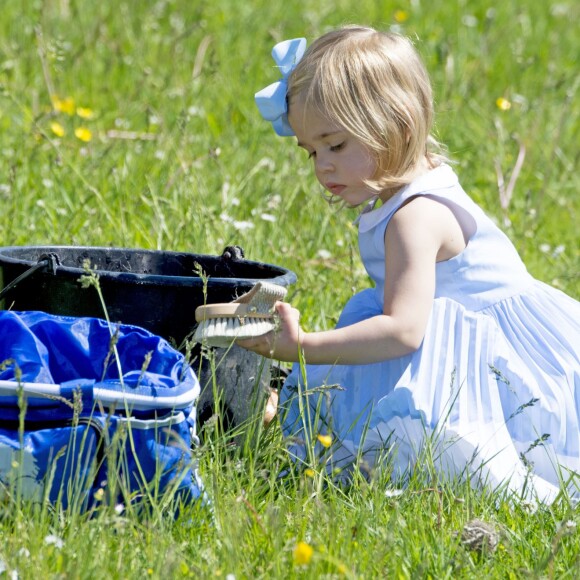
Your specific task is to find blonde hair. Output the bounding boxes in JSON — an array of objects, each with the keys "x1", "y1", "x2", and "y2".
[{"x1": 288, "y1": 26, "x2": 448, "y2": 192}]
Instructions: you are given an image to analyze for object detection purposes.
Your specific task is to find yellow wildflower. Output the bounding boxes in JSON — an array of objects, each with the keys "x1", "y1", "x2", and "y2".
[
  {"x1": 496, "y1": 97, "x2": 511, "y2": 111},
  {"x1": 50, "y1": 121, "x2": 65, "y2": 137},
  {"x1": 394, "y1": 9, "x2": 409, "y2": 23},
  {"x1": 76, "y1": 107, "x2": 94, "y2": 119},
  {"x1": 93, "y1": 488, "x2": 105, "y2": 501},
  {"x1": 74, "y1": 127, "x2": 93, "y2": 142},
  {"x1": 179, "y1": 562, "x2": 190, "y2": 575},
  {"x1": 293, "y1": 541, "x2": 314, "y2": 565},
  {"x1": 52, "y1": 96, "x2": 76, "y2": 115},
  {"x1": 317, "y1": 434, "x2": 332, "y2": 448},
  {"x1": 304, "y1": 468, "x2": 315, "y2": 478}
]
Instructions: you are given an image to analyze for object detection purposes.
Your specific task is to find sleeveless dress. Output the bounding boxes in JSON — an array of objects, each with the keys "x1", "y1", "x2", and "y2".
[{"x1": 280, "y1": 164, "x2": 580, "y2": 502}]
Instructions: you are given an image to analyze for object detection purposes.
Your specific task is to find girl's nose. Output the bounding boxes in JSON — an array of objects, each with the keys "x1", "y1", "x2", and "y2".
[{"x1": 315, "y1": 153, "x2": 333, "y2": 174}]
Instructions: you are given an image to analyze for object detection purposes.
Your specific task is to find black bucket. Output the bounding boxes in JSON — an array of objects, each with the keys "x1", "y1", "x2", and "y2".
[{"x1": 0, "y1": 245, "x2": 296, "y2": 431}]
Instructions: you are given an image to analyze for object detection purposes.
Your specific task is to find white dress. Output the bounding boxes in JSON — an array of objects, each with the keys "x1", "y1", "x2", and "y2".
[{"x1": 280, "y1": 164, "x2": 580, "y2": 502}]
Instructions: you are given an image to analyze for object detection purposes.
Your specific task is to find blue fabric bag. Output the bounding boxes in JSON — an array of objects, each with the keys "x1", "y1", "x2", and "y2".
[{"x1": 0, "y1": 310, "x2": 203, "y2": 511}]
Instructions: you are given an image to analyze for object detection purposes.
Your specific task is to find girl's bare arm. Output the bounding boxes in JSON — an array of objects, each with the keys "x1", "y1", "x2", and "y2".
[{"x1": 239, "y1": 197, "x2": 464, "y2": 364}]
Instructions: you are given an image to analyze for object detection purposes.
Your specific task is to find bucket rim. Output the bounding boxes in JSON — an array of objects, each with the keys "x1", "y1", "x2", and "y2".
[{"x1": 0, "y1": 245, "x2": 297, "y2": 287}]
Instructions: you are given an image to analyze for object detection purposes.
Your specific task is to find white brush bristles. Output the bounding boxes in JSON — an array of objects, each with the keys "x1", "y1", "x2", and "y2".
[{"x1": 194, "y1": 318, "x2": 276, "y2": 348}]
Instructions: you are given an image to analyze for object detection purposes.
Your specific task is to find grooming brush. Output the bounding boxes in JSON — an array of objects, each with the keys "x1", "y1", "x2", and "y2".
[{"x1": 193, "y1": 281, "x2": 287, "y2": 347}]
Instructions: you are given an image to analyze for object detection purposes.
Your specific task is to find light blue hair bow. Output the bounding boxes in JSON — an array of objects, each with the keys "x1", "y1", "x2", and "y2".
[{"x1": 255, "y1": 38, "x2": 307, "y2": 137}]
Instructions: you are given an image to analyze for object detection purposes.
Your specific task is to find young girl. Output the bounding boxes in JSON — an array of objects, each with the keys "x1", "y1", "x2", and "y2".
[{"x1": 248, "y1": 26, "x2": 580, "y2": 502}]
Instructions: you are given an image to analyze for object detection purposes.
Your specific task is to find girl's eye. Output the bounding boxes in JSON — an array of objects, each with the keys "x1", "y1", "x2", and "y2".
[{"x1": 330, "y1": 142, "x2": 345, "y2": 152}]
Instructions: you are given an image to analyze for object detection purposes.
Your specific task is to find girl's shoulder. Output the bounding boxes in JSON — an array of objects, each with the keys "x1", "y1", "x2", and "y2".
[{"x1": 358, "y1": 164, "x2": 460, "y2": 233}]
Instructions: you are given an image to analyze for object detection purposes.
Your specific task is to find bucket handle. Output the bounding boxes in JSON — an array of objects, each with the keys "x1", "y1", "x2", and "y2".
[
  {"x1": 0, "y1": 252, "x2": 61, "y2": 302},
  {"x1": 221, "y1": 245, "x2": 245, "y2": 260}
]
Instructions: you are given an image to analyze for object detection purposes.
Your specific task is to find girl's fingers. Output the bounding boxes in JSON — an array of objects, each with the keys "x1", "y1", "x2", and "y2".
[
  {"x1": 236, "y1": 331, "x2": 274, "y2": 351},
  {"x1": 275, "y1": 301, "x2": 300, "y2": 321}
]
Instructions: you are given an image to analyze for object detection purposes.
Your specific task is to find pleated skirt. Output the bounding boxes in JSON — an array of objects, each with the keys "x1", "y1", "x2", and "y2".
[{"x1": 280, "y1": 282, "x2": 580, "y2": 502}]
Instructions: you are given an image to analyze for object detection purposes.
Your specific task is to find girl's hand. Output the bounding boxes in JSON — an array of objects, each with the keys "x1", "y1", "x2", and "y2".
[{"x1": 236, "y1": 301, "x2": 303, "y2": 362}]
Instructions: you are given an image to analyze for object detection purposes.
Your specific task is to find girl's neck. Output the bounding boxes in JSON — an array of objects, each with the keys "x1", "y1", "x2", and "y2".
[{"x1": 378, "y1": 156, "x2": 433, "y2": 203}]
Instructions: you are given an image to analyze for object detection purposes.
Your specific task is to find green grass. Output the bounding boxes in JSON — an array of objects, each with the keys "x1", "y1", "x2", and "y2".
[{"x1": 1, "y1": 0, "x2": 579, "y2": 577}]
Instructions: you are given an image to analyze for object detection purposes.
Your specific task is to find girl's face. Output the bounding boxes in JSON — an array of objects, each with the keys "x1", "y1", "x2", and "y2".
[{"x1": 288, "y1": 99, "x2": 379, "y2": 207}]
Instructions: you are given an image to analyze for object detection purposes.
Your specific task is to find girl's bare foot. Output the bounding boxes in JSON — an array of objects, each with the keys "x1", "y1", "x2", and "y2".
[{"x1": 263, "y1": 388, "x2": 279, "y2": 426}]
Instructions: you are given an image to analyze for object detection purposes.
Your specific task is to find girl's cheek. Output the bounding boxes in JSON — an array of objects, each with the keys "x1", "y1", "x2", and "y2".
[{"x1": 314, "y1": 167, "x2": 323, "y2": 184}]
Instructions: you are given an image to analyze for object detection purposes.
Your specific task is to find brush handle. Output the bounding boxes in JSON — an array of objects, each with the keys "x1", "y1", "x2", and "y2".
[
  {"x1": 233, "y1": 281, "x2": 287, "y2": 304},
  {"x1": 195, "y1": 303, "x2": 274, "y2": 322}
]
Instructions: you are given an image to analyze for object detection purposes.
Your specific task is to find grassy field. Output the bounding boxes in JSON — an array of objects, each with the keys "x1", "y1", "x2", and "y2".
[{"x1": 1, "y1": 0, "x2": 579, "y2": 577}]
